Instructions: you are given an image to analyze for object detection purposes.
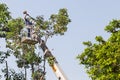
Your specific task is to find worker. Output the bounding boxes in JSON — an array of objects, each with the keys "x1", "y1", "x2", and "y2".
[
  {"x1": 23, "y1": 11, "x2": 33, "y2": 37},
  {"x1": 23, "y1": 11, "x2": 33, "y2": 26}
]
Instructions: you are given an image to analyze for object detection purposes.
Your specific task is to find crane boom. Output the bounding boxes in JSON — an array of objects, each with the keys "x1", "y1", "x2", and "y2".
[{"x1": 37, "y1": 38, "x2": 68, "y2": 80}]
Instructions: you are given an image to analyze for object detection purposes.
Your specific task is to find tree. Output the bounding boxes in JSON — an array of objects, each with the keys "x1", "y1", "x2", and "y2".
[
  {"x1": 0, "y1": 3, "x2": 11, "y2": 37},
  {"x1": 0, "y1": 3, "x2": 11, "y2": 79},
  {"x1": 0, "y1": 3, "x2": 71, "y2": 80},
  {"x1": 77, "y1": 19, "x2": 120, "y2": 80},
  {"x1": 2, "y1": 66, "x2": 25, "y2": 80}
]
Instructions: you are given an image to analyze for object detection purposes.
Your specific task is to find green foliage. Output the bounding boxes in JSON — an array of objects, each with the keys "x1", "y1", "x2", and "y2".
[
  {"x1": 47, "y1": 56, "x2": 55, "y2": 66},
  {"x1": 10, "y1": 71, "x2": 25, "y2": 80},
  {"x1": 32, "y1": 70, "x2": 45, "y2": 80},
  {"x1": 0, "y1": 51, "x2": 10, "y2": 63},
  {"x1": 50, "y1": 8, "x2": 71, "y2": 35},
  {"x1": 2, "y1": 68, "x2": 25, "y2": 80},
  {"x1": 0, "y1": 3, "x2": 11, "y2": 37},
  {"x1": 0, "y1": 3, "x2": 11, "y2": 25},
  {"x1": 6, "y1": 18, "x2": 24, "y2": 39},
  {"x1": 95, "y1": 36, "x2": 105, "y2": 44},
  {"x1": 16, "y1": 59, "x2": 27, "y2": 68},
  {"x1": 23, "y1": 52, "x2": 42, "y2": 64},
  {"x1": 35, "y1": 8, "x2": 71, "y2": 37},
  {"x1": 105, "y1": 19, "x2": 120, "y2": 33},
  {"x1": 83, "y1": 41, "x2": 92, "y2": 47},
  {"x1": 36, "y1": 16, "x2": 48, "y2": 30},
  {"x1": 0, "y1": 31, "x2": 6, "y2": 37},
  {"x1": 77, "y1": 20, "x2": 120, "y2": 80}
]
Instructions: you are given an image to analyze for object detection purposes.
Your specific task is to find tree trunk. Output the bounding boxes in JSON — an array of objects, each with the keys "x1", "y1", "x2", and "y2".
[
  {"x1": 37, "y1": 38, "x2": 53, "y2": 58},
  {"x1": 24, "y1": 67, "x2": 27, "y2": 80},
  {"x1": 31, "y1": 63, "x2": 34, "y2": 75},
  {"x1": 6, "y1": 61, "x2": 9, "y2": 80}
]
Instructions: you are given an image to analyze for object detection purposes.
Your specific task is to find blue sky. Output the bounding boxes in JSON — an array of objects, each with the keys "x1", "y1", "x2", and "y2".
[{"x1": 0, "y1": 0, "x2": 120, "y2": 80}]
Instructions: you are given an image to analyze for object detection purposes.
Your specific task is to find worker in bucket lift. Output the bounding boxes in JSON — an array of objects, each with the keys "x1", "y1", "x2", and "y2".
[{"x1": 23, "y1": 11, "x2": 33, "y2": 37}]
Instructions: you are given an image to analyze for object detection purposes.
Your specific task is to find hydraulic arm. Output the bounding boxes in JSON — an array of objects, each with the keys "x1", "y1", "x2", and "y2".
[{"x1": 37, "y1": 37, "x2": 68, "y2": 80}]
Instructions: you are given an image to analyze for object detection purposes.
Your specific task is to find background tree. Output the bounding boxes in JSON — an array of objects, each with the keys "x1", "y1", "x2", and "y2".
[
  {"x1": 0, "y1": 3, "x2": 11, "y2": 37},
  {"x1": 0, "y1": 3, "x2": 11, "y2": 71},
  {"x1": 0, "y1": 3, "x2": 11, "y2": 79},
  {"x1": 2, "y1": 67, "x2": 25, "y2": 80},
  {"x1": 77, "y1": 19, "x2": 120, "y2": 80}
]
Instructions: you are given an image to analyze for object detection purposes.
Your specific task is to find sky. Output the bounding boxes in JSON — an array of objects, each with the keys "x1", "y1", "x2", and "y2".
[{"x1": 0, "y1": 0, "x2": 120, "y2": 80}]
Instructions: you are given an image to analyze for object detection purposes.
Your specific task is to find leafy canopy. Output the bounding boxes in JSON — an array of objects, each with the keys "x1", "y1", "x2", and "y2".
[
  {"x1": 0, "y1": 3, "x2": 11, "y2": 37},
  {"x1": 77, "y1": 19, "x2": 120, "y2": 80}
]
